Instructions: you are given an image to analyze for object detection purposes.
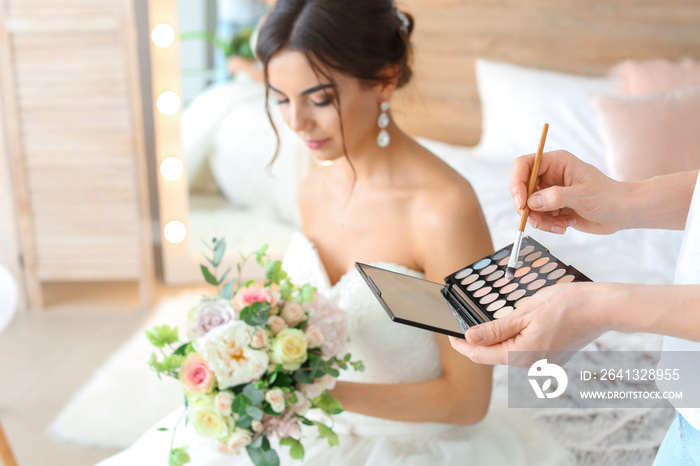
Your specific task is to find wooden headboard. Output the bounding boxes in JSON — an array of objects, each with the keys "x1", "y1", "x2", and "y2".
[{"x1": 393, "y1": 0, "x2": 700, "y2": 146}]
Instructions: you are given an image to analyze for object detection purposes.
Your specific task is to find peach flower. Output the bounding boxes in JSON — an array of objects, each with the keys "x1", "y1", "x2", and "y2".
[{"x1": 179, "y1": 353, "x2": 215, "y2": 393}]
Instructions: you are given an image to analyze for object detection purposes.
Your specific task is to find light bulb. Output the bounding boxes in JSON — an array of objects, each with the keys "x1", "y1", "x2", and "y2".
[
  {"x1": 151, "y1": 24, "x2": 175, "y2": 48},
  {"x1": 160, "y1": 157, "x2": 184, "y2": 180},
  {"x1": 157, "y1": 91, "x2": 180, "y2": 115},
  {"x1": 163, "y1": 220, "x2": 186, "y2": 244}
]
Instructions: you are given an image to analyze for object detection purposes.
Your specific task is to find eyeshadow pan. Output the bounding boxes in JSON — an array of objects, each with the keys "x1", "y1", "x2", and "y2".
[
  {"x1": 493, "y1": 277, "x2": 511, "y2": 288},
  {"x1": 539, "y1": 262, "x2": 558, "y2": 274},
  {"x1": 519, "y1": 272, "x2": 538, "y2": 284},
  {"x1": 500, "y1": 283, "x2": 518, "y2": 294},
  {"x1": 507, "y1": 289, "x2": 527, "y2": 301},
  {"x1": 531, "y1": 257, "x2": 550, "y2": 268},
  {"x1": 454, "y1": 268, "x2": 473, "y2": 279},
  {"x1": 485, "y1": 270, "x2": 504, "y2": 281},
  {"x1": 460, "y1": 274, "x2": 479, "y2": 285},
  {"x1": 524, "y1": 251, "x2": 542, "y2": 262},
  {"x1": 480, "y1": 293, "x2": 499, "y2": 305},
  {"x1": 547, "y1": 269, "x2": 566, "y2": 280},
  {"x1": 491, "y1": 249, "x2": 509, "y2": 261},
  {"x1": 493, "y1": 306, "x2": 514, "y2": 318},
  {"x1": 479, "y1": 264, "x2": 498, "y2": 275},
  {"x1": 518, "y1": 245, "x2": 535, "y2": 257},
  {"x1": 467, "y1": 280, "x2": 485, "y2": 291},
  {"x1": 556, "y1": 275, "x2": 576, "y2": 284},
  {"x1": 487, "y1": 299, "x2": 506, "y2": 312},
  {"x1": 514, "y1": 266, "x2": 530, "y2": 278},
  {"x1": 473, "y1": 286, "x2": 492, "y2": 298},
  {"x1": 473, "y1": 258, "x2": 491, "y2": 270},
  {"x1": 498, "y1": 256, "x2": 510, "y2": 267},
  {"x1": 526, "y1": 278, "x2": 547, "y2": 291}
]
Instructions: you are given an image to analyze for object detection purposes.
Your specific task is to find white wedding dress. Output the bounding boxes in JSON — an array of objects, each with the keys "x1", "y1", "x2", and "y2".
[{"x1": 98, "y1": 233, "x2": 574, "y2": 466}]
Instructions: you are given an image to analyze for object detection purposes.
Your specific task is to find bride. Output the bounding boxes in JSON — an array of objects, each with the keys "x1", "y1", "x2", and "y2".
[{"x1": 99, "y1": 0, "x2": 573, "y2": 464}]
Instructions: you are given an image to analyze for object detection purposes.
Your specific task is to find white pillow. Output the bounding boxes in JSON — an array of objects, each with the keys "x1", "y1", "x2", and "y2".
[
  {"x1": 209, "y1": 96, "x2": 313, "y2": 227},
  {"x1": 475, "y1": 58, "x2": 611, "y2": 172}
]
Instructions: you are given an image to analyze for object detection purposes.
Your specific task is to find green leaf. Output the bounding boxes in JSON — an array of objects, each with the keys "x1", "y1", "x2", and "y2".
[
  {"x1": 246, "y1": 405, "x2": 263, "y2": 421},
  {"x1": 298, "y1": 284, "x2": 316, "y2": 304},
  {"x1": 149, "y1": 354, "x2": 185, "y2": 374},
  {"x1": 279, "y1": 279, "x2": 293, "y2": 301},
  {"x1": 240, "y1": 302, "x2": 270, "y2": 326},
  {"x1": 156, "y1": 427, "x2": 169, "y2": 431},
  {"x1": 200, "y1": 265, "x2": 219, "y2": 286},
  {"x1": 236, "y1": 414, "x2": 253, "y2": 429},
  {"x1": 264, "y1": 260, "x2": 287, "y2": 284},
  {"x1": 213, "y1": 238, "x2": 227, "y2": 266},
  {"x1": 242, "y1": 383, "x2": 264, "y2": 405},
  {"x1": 279, "y1": 437, "x2": 305, "y2": 460},
  {"x1": 172, "y1": 342, "x2": 191, "y2": 357},
  {"x1": 145, "y1": 325, "x2": 179, "y2": 348},
  {"x1": 254, "y1": 244, "x2": 269, "y2": 266},
  {"x1": 312, "y1": 391, "x2": 343, "y2": 415},
  {"x1": 232, "y1": 394, "x2": 249, "y2": 416},
  {"x1": 313, "y1": 421, "x2": 339, "y2": 447},
  {"x1": 168, "y1": 446, "x2": 191, "y2": 466},
  {"x1": 217, "y1": 267, "x2": 231, "y2": 286},
  {"x1": 220, "y1": 279, "x2": 235, "y2": 300},
  {"x1": 246, "y1": 437, "x2": 279, "y2": 466}
]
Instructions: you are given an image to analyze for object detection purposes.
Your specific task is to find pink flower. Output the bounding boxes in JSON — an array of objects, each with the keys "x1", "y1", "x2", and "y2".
[
  {"x1": 214, "y1": 391, "x2": 234, "y2": 416},
  {"x1": 280, "y1": 302, "x2": 306, "y2": 327},
  {"x1": 263, "y1": 413, "x2": 301, "y2": 439},
  {"x1": 304, "y1": 325, "x2": 324, "y2": 348},
  {"x1": 179, "y1": 353, "x2": 215, "y2": 393},
  {"x1": 233, "y1": 285, "x2": 272, "y2": 312},
  {"x1": 300, "y1": 381, "x2": 325, "y2": 400},
  {"x1": 307, "y1": 294, "x2": 348, "y2": 357},
  {"x1": 265, "y1": 387, "x2": 285, "y2": 413},
  {"x1": 188, "y1": 299, "x2": 235, "y2": 339},
  {"x1": 250, "y1": 329, "x2": 269, "y2": 349},
  {"x1": 288, "y1": 390, "x2": 311, "y2": 415},
  {"x1": 267, "y1": 315, "x2": 287, "y2": 335},
  {"x1": 213, "y1": 428, "x2": 252, "y2": 455}
]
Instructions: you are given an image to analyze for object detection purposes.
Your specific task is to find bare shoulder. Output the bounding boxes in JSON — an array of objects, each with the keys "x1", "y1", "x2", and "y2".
[{"x1": 408, "y1": 148, "x2": 494, "y2": 279}]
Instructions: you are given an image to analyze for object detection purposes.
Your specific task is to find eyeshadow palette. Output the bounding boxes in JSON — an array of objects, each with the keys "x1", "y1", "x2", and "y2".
[{"x1": 356, "y1": 236, "x2": 591, "y2": 338}]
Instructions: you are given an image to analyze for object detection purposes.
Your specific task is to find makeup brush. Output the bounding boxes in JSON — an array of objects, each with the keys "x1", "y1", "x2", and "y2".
[{"x1": 504, "y1": 123, "x2": 549, "y2": 279}]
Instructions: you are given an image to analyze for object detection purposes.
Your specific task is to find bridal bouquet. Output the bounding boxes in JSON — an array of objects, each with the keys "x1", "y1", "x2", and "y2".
[{"x1": 146, "y1": 239, "x2": 364, "y2": 466}]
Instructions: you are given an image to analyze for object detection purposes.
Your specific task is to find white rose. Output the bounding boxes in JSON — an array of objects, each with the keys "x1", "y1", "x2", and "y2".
[
  {"x1": 265, "y1": 387, "x2": 286, "y2": 413},
  {"x1": 269, "y1": 328, "x2": 308, "y2": 371},
  {"x1": 190, "y1": 406, "x2": 229, "y2": 439}
]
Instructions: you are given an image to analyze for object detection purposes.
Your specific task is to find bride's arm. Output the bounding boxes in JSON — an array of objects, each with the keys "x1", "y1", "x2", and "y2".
[{"x1": 331, "y1": 180, "x2": 495, "y2": 425}]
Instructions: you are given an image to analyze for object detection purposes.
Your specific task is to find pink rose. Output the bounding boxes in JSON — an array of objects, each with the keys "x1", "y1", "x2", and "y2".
[
  {"x1": 214, "y1": 391, "x2": 234, "y2": 416},
  {"x1": 263, "y1": 413, "x2": 301, "y2": 439},
  {"x1": 307, "y1": 295, "x2": 348, "y2": 357},
  {"x1": 281, "y1": 302, "x2": 306, "y2": 327},
  {"x1": 288, "y1": 390, "x2": 311, "y2": 415},
  {"x1": 265, "y1": 387, "x2": 286, "y2": 413},
  {"x1": 233, "y1": 285, "x2": 272, "y2": 312},
  {"x1": 304, "y1": 325, "x2": 324, "y2": 348},
  {"x1": 188, "y1": 299, "x2": 235, "y2": 339},
  {"x1": 179, "y1": 353, "x2": 215, "y2": 393},
  {"x1": 250, "y1": 329, "x2": 269, "y2": 349},
  {"x1": 267, "y1": 315, "x2": 287, "y2": 335}
]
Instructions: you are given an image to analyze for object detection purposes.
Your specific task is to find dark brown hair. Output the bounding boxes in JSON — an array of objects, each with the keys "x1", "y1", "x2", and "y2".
[{"x1": 256, "y1": 0, "x2": 414, "y2": 163}]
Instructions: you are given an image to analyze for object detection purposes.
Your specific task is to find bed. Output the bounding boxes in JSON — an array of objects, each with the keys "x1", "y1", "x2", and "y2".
[{"x1": 51, "y1": 0, "x2": 700, "y2": 463}]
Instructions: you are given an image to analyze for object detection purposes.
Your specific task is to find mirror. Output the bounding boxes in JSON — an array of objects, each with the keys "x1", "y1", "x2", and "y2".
[{"x1": 149, "y1": 0, "x2": 313, "y2": 284}]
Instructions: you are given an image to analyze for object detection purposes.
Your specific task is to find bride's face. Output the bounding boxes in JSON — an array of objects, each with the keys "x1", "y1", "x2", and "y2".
[{"x1": 267, "y1": 49, "x2": 382, "y2": 162}]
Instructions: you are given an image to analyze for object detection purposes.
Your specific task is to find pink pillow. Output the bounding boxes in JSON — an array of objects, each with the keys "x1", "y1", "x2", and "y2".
[
  {"x1": 592, "y1": 87, "x2": 700, "y2": 181},
  {"x1": 612, "y1": 58, "x2": 700, "y2": 95}
]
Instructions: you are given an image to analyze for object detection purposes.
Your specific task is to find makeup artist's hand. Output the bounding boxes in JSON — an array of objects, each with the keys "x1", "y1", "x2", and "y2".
[
  {"x1": 449, "y1": 282, "x2": 610, "y2": 367},
  {"x1": 511, "y1": 150, "x2": 629, "y2": 235}
]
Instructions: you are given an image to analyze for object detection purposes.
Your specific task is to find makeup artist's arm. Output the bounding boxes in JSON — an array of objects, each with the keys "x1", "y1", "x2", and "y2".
[
  {"x1": 449, "y1": 281, "x2": 700, "y2": 366},
  {"x1": 332, "y1": 183, "x2": 495, "y2": 425},
  {"x1": 509, "y1": 150, "x2": 697, "y2": 234}
]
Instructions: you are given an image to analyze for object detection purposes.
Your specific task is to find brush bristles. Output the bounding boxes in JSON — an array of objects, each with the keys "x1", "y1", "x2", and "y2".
[{"x1": 504, "y1": 267, "x2": 516, "y2": 279}]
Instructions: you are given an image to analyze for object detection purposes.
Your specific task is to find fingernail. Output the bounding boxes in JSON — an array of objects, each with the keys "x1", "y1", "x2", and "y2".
[
  {"x1": 551, "y1": 225, "x2": 565, "y2": 234},
  {"x1": 565, "y1": 218, "x2": 577, "y2": 227},
  {"x1": 528, "y1": 194, "x2": 544, "y2": 209},
  {"x1": 514, "y1": 193, "x2": 524, "y2": 209},
  {"x1": 467, "y1": 326, "x2": 484, "y2": 343},
  {"x1": 528, "y1": 217, "x2": 539, "y2": 229}
]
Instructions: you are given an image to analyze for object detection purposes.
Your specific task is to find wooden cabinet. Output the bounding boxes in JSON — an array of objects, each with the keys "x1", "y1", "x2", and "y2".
[{"x1": 0, "y1": 0, "x2": 153, "y2": 310}]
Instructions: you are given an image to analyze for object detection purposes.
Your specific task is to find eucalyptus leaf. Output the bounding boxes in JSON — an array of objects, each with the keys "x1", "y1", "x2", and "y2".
[
  {"x1": 243, "y1": 383, "x2": 265, "y2": 405},
  {"x1": 213, "y1": 241, "x2": 226, "y2": 267},
  {"x1": 220, "y1": 280, "x2": 235, "y2": 300},
  {"x1": 246, "y1": 405, "x2": 263, "y2": 421},
  {"x1": 200, "y1": 265, "x2": 219, "y2": 286},
  {"x1": 240, "y1": 302, "x2": 270, "y2": 326},
  {"x1": 246, "y1": 444, "x2": 279, "y2": 466}
]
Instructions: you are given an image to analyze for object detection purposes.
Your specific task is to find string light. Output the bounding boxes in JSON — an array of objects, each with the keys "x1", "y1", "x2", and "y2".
[
  {"x1": 151, "y1": 23, "x2": 175, "y2": 47},
  {"x1": 160, "y1": 157, "x2": 184, "y2": 180},
  {"x1": 157, "y1": 91, "x2": 180, "y2": 115},
  {"x1": 163, "y1": 221, "x2": 187, "y2": 244}
]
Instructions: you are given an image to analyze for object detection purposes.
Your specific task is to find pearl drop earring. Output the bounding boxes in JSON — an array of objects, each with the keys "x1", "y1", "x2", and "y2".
[{"x1": 377, "y1": 101, "x2": 390, "y2": 148}]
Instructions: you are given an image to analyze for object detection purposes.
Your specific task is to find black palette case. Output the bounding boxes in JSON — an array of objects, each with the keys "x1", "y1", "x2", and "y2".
[{"x1": 356, "y1": 236, "x2": 591, "y2": 338}]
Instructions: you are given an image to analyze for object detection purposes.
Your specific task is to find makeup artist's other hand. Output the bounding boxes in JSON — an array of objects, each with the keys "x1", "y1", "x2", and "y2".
[
  {"x1": 511, "y1": 150, "x2": 629, "y2": 235},
  {"x1": 449, "y1": 282, "x2": 609, "y2": 367}
]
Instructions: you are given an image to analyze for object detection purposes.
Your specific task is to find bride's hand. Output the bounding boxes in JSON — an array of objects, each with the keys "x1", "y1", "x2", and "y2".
[{"x1": 449, "y1": 282, "x2": 610, "y2": 367}]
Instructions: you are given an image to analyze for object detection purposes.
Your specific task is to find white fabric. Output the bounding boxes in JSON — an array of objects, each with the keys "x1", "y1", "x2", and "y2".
[
  {"x1": 474, "y1": 58, "x2": 611, "y2": 172},
  {"x1": 97, "y1": 233, "x2": 574, "y2": 466},
  {"x1": 658, "y1": 171, "x2": 700, "y2": 429},
  {"x1": 0, "y1": 264, "x2": 18, "y2": 333}
]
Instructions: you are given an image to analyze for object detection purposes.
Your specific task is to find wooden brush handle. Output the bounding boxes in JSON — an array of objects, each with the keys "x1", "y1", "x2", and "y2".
[{"x1": 518, "y1": 123, "x2": 549, "y2": 232}]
